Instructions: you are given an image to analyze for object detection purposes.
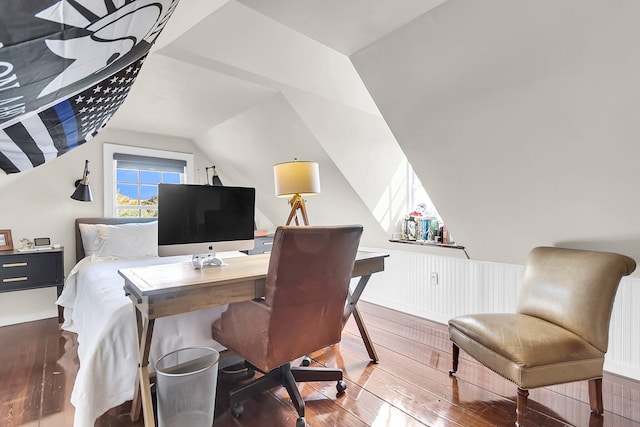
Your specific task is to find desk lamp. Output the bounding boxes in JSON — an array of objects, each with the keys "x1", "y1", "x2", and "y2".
[{"x1": 273, "y1": 160, "x2": 320, "y2": 226}]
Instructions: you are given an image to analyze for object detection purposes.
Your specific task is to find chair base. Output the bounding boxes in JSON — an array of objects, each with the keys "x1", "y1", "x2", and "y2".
[
  {"x1": 449, "y1": 342, "x2": 604, "y2": 426},
  {"x1": 228, "y1": 361, "x2": 346, "y2": 422}
]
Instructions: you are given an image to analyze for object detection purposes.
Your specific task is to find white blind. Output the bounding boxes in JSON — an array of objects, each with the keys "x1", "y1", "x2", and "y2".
[{"x1": 113, "y1": 153, "x2": 186, "y2": 173}]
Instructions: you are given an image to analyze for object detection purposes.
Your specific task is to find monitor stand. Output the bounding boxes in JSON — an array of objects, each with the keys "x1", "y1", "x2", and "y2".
[{"x1": 191, "y1": 254, "x2": 226, "y2": 269}]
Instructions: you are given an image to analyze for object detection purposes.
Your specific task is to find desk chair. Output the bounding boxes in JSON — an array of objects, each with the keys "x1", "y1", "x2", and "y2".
[
  {"x1": 448, "y1": 246, "x2": 636, "y2": 426},
  {"x1": 212, "y1": 225, "x2": 363, "y2": 427}
]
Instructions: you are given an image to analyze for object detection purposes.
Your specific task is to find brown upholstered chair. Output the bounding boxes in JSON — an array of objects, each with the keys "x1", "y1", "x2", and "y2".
[
  {"x1": 212, "y1": 225, "x2": 363, "y2": 427},
  {"x1": 448, "y1": 246, "x2": 636, "y2": 426}
]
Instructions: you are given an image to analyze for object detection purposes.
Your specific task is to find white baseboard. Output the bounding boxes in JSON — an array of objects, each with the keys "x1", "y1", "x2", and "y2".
[{"x1": 0, "y1": 309, "x2": 58, "y2": 328}]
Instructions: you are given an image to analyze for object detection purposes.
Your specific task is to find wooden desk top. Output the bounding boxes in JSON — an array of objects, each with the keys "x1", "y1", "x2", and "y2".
[
  {"x1": 119, "y1": 253, "x2": 270, "y2": 297},
  {"x1": 119, "y1": 251, "x2": 388, "y2": 299}
]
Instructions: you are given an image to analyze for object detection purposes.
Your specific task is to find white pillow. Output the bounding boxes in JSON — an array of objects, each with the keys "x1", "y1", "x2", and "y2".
[
  {"x1": 80, "y1": 222, "x2": 158, "y2": 259},
  {"x1": 78, "y1": 223, "x2": 102, "y2": 257},
  {"x1": 95, "y1": 222, "x2": 158, "y2": 258}
]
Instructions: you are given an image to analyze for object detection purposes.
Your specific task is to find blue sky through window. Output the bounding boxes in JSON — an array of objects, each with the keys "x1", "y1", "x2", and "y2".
[
  {"x1": 117, "y1": 169, "x2": 137, "y2": 183},
  {"x1": 140, "y1": 170, "x2": 160, "y2": 184},
  {"x1": 116, "y1": 169, "x2": 182, "y2": 201},
  {"x1": 140, "y1": 185, "x2": 157, "y2": 200},
  {"x1": 117, "y1": 183, "x2": 138, "y2": 199},
  {"x1": 163, "y1": 172, "x2": 181, "y2": 184}
]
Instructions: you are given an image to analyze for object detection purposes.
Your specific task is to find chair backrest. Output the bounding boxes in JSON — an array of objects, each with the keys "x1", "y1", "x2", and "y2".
[
  {"x1": 516, "y1": 246, "x2": 636, "y2": 352},
  {"x1": 263, "y1": 225, "x2": 363, "y2": 363}
]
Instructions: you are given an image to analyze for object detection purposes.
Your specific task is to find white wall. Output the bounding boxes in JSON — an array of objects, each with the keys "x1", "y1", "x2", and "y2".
[{"x1": 351, "y1": 0, "x2": 640, "y2": 267}]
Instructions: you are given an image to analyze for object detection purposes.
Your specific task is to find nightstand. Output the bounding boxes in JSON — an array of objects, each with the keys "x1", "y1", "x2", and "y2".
[{"x1": 0, "y1": 247, "x2": 64, "y2": 322}]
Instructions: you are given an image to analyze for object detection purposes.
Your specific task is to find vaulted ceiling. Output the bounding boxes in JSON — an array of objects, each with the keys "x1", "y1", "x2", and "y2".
[
  {"x1": 107, "y1": 0, "x2": 444, "y2": 251},
  {"x1": 41, "y1": 0, "x2": 640, "y2": 265}
]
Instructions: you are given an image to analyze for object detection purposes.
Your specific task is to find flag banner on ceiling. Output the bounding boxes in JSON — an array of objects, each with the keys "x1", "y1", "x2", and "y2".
[
  {"x1": 0, "y1": 0, "x2": 180, "y2": 174},
  {"x1": 0, "y1": 55, "x2": 146, "y2": 174}
]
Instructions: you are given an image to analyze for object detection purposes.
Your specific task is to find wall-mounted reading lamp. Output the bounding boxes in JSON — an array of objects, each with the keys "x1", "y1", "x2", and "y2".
[
  {"x1": 71, "y1": 160, "x2": 93, "y2": 202},
  {"x1": 273, "y1": 159, "x2": 320, "y2": 226},
  {"x1": 205, "y1": 165, "x2": 223, "y2": 186}
]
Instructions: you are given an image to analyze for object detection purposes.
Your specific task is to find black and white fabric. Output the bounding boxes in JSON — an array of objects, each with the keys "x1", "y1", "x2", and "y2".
[{"x1": 0, "y1": 0, "x2": 180, "y2": 174}]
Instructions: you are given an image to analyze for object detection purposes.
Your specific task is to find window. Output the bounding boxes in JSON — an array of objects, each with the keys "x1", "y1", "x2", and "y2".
[
  {"x1": 407, "y1": 166, "x2": 442, "y2": 224},
  {"x1": 113, "y1": 154, "x2": 186, "y2": 217},
  {"x1": 103, "y1": 144, "x2": 194, "y2": 217}
]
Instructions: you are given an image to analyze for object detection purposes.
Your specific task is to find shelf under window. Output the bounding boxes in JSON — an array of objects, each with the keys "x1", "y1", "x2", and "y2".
[{"x1": 389, "y1": 239, "x2": 465, "y2": 250}]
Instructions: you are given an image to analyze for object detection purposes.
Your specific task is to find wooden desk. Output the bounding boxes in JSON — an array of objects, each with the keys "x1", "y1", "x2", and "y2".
[{"x1": 119, "y1": 250, "x2": 388, "y2": 426}]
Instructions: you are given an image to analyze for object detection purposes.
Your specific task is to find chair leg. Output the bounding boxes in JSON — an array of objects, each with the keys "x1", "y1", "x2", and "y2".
[
  {"x1": 449, "y1": 342, "x2": 459, "y2": 375},
  {"x1": 291, "y1": 366, "x2": 342, "y2": 383},
  {"x1": 228, "y1": 362, "x2": 345, "y2": 424},
  {"x1": 588, "y1": 378, "x2": 604, "y2": 414},
  {"x1": 229, "y1": 366, "x2": 282, "y2": 407},
  {"x1": 516, "y1": 387, "x2": 529, "y2": 427},
  {"x1": 282, "y1": 366, "x2": 305, "y2": 419}
]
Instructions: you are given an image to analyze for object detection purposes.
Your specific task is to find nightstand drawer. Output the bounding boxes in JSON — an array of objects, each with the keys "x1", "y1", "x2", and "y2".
[{"x1": 0, "y1": 250, "x2": 64, "y2": 292}]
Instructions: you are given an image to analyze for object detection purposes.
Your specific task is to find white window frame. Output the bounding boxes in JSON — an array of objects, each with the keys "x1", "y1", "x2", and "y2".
[{"x1": 103, "y1": 143, "x2": 194, "y2": 217}]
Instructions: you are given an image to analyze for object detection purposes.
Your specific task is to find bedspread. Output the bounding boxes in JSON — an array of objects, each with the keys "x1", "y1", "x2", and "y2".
[{"x1": 57, "y1": 254, "x2": 237, "y2": 427}]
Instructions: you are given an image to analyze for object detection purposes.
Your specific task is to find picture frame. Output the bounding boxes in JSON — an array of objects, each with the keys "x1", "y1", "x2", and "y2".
[{"x1": 0, "y1": 229, "x2": 14, "y2": 251}]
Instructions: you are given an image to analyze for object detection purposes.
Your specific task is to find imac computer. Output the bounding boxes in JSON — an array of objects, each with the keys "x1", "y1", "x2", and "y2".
[{"x1": 157, "y1": 184, "x2": 255, "y2": 268}]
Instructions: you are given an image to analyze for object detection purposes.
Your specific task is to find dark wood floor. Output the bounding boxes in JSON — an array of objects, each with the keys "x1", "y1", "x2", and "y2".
[{"x1": 1, "y1": 302, "x2": 639, "y2": 426}]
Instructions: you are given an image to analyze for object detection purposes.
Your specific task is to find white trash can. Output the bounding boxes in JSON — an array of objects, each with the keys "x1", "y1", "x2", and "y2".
[{"x1": 155, "y1": 346, "x2": 219, "y2": 427}]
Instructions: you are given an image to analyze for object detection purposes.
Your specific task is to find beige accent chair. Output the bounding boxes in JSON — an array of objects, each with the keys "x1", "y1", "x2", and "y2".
[
  {"x1": 212, "y1": 225, "x2": 363, "y2": 427},
  {"x1": 448, "y1": 246, "x2": 636, "y2": 426}
]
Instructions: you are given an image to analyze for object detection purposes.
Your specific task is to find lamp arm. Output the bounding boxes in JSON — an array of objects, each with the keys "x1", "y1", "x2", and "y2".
[
  {"x1": 75, "y1": 160, "x2": 90, "y2": 187},
  {"x1": 82, "y1": 160, "x2": 90, "y2": 181}
]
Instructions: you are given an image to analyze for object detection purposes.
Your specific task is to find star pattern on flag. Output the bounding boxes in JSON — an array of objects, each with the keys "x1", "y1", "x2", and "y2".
[{"x1": 71, "y1": 57, "x2": 145, "y2": 140}]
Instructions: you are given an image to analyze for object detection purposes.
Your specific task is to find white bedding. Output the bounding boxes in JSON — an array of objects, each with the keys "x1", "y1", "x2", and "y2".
[{"x1": 57, "y1": 253, "x2": 239, "y2": 427}]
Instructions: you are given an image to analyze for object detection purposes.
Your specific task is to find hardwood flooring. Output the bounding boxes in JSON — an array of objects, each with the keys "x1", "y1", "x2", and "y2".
[{"x1": 1, "y1": 302, "x2": 639, "y2": 426}]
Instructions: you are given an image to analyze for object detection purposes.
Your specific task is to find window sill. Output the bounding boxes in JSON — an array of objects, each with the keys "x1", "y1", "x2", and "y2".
[{"x1": 389, "y1": 239, "x2": 465, "y2": 251}]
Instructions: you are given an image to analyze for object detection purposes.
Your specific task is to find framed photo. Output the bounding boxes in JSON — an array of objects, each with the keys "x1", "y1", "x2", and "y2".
[{"x1": 0, "y1": 229, "x2": 13, "y2": 251}]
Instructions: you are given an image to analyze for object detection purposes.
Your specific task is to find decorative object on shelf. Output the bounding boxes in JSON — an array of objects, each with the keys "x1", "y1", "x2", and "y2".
[
  {"x1": 402, "y1": 217, "x2": 418, "y2": 240},
  {"x1": 205, "y1": 165, "x2": 223, "y2": 186},
  {"x1": 19, "y1": 238, "x2": 33, "y2": 250},
  {"x1": 0, "y1": 229, "x2": 13, "y2": 252},
  {"x1": 71, "y1": 160, "x2": 93, "y2": 202},
  {"x1": 397, "y1": 201, "x2": 455, "y2": 245},
  {"x1": 273, "y1": 159, "x2": 321, "y2": 226}
]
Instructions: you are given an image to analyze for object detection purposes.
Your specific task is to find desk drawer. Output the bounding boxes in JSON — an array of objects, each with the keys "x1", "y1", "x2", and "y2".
[{"x1": 249, "y1": 236, "x2": 274, "y2": 255}]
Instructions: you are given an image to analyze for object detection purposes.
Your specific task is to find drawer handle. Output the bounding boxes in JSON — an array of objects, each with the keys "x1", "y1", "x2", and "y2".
[
  {"x1": 3, "y1": 262, "x2": 28, "y2": 268},
  {"x1": 3, "y1": 277, "x2": 28, "y2": 283},
  {"x1": 263, "y1": 242, "x2": 273, "y2": 246}
]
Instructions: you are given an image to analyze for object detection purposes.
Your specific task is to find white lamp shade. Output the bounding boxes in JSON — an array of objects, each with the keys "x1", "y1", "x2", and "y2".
[{"x1": 273, "y1": 161, "x2": 321, "y2": 197}]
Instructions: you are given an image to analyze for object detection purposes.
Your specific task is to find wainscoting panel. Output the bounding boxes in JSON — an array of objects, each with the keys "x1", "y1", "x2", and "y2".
[{"x1": 360, "y1": 247, "x2": 640, "y2": 380}]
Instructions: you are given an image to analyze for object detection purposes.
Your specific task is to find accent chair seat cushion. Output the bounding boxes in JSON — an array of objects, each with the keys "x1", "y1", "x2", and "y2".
[{"x1": 449, "y1": 313, "x2": 605, "y2": 389}]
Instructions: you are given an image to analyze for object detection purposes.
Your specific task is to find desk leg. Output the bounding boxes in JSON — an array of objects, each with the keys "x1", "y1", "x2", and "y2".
[
  {"x1": 352, "y1": 304, "x2": 379, "y2": 362},
  {"x1": 131, "y1": 307, "x2": 156, "y2": 427},
  {"x1": 343, "y1": 275, "x2": 379, "y2": 362}
]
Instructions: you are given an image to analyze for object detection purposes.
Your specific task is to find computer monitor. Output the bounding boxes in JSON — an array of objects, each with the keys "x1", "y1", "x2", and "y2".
[{"x1": 157, "y1": 184, "x2": 255, "y2": 264}]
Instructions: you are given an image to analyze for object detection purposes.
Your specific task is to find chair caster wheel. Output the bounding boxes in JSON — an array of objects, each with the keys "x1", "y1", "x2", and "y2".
[
  {"x1": 231, "y1": 403, "x2": 244, "y2": 418},
  {"x1": 246, "y1": 367, "x2": 256, "y2": 379},
  {"x1": 296, "y1": 416, "x2": 307, "y2": 427},
  {"x1": 336, "y1": 380, "x2": 347, "y2": 393},
  {"x1": 301, "y1": 356, "x2": 311, "y2": 366}
]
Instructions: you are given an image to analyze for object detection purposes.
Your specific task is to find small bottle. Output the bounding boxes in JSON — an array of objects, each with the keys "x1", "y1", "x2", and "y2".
[{"x1": 428, "y1": 219, "x2": 439, "y2": 241}]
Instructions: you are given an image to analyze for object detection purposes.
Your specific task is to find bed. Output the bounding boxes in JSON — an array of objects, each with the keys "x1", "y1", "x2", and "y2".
[{"x1": 57, "y1": 217, "x2": 236, "y2": 427}]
